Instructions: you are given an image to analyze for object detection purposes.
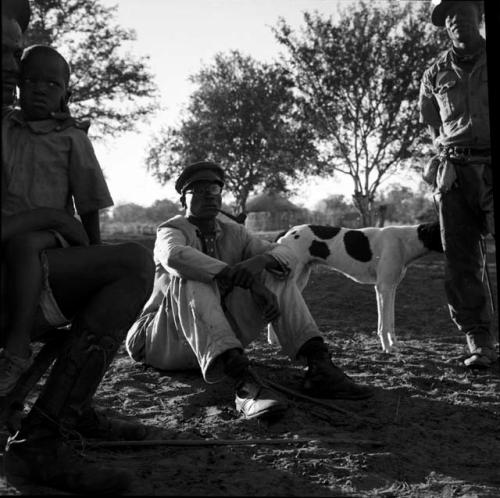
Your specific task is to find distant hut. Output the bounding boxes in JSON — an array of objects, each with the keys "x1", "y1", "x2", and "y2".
[{"x1": 245, "y1": 192, "x2": 306, "y2": 232}]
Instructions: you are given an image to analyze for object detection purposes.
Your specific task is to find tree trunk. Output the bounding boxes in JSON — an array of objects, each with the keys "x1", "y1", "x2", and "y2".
[
  {"x1": 352, "y1": 191, "x2": 375, "y2": 227},
  {"x1": 235, "y1": 190, "x2": 249, "y2": 215},
  {"x1": 376, "y1": 204, "x2": 388, "y2": 228}
]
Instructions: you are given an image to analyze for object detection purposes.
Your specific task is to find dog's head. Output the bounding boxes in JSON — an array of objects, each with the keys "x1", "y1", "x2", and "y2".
[
  {"x1": 274, "y1": 230, "x2": 289, "y2": 243},
  {"x1": 417, "y1": 221, "x2": 443, "y2": 253}
]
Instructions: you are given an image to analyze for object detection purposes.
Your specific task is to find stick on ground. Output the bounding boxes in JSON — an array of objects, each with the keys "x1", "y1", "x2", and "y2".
[{"x1": 87, "y1": 436, "x2": 384, "y2": 449}]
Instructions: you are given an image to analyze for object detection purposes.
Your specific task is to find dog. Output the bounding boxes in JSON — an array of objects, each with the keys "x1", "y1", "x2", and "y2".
[{"x1": 271, "y1": 222, "x2": 443, "y2": 353}]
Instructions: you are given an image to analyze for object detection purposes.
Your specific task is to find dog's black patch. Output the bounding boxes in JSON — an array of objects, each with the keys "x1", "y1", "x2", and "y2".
[
  {"x1": 417, "y1": 222, "x2": 443, "y2": 253},
  {"x1": 294, "y1": 235, "x2": 300, "y2": 239},
  {"x1": 308, "y1": 225, "x2": 341, "y2": 240},
  {"x1": 344, "y1": 230, "x2": 372, "y2": 262},
  {"x1": 309, "y1": 240, "x2": 330, "y2": 259}
]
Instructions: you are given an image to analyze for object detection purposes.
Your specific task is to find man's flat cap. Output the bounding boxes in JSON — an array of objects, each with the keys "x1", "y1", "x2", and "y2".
[
  {"x1": 175, "y1": 161, "x2": 225, "y2": 194},
  {"x1": 2, "y1": 0, "x2": 31, "y2": 32},
  {"x1": 431, "y1": 0, "x2": 483, "y2": 27}
]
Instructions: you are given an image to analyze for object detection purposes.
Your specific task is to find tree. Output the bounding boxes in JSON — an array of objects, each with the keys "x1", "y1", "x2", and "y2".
[
  {"x1": 111, "y1": 203, "x2": 148, "y2": 223},
  {"x1": 144, "y1": 199, "x2": 182, "y2": 223},
  {"x1": 145, "y1": 50, "x2": 320, "y2": 212},
  {"x1": 377, "y1": 182, "x2": 435, "y2": 224},
  {"x1": 314, "y1": 194, "x2": 355, "y2": 224},
  {"x1": 274, "y1": 1, "x2": 448, "y2": 226},
  {"x1": 25, "y1": 0, "x2": 159, "y2": 139}
]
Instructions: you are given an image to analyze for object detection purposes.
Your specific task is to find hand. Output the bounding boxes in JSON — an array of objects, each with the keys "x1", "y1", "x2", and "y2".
[
  {"x1": 250, "y1": 281, "x2": 280, "y2": 323},
  {"x1": 226, "y1": 254, "x2": 273, "y2": 289},
  {"x1": 52, "y1": 211, "x2": 89, "y2": 247}
]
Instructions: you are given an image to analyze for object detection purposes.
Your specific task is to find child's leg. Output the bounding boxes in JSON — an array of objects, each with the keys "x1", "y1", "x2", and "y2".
[{"x1": 3, "y1": 230, "x2": 59, "y2": 358}]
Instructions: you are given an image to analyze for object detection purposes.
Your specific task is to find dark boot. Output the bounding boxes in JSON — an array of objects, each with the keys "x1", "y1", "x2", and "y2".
[
  {"x1": 73, "y1": 405, "x2": 149, "y2": 441},
  {"x1": 299, "y1": 338, "x2": 373, "y2": 400},
  {"x1": 3, "y1": 420, "x2": 130, "y2": 495},
  {"x1": 222, "y1": 349, "x2": 288, "y2": 420}
]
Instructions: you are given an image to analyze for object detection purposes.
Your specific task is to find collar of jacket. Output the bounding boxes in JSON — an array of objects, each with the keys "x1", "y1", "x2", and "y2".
[
  {"x1": 158, "y1": 214, "x2": 225, "y2": 240},
  {"x1": 434, "y1": 44, "x2": 486, "y2": 74},
  {"x1": 6, "y1": 108, "x2": 91, "y2": 134}
]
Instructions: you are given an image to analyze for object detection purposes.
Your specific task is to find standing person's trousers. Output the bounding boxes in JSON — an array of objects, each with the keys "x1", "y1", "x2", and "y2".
[{"x1": 438, "y1": 159, "x2": 496, "y2": 353}]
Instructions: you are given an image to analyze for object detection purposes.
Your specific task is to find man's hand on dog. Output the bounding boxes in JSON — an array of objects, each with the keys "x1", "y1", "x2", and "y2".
[{"x1": 224, "y1": 254, "x2": 276, "y2": 288}]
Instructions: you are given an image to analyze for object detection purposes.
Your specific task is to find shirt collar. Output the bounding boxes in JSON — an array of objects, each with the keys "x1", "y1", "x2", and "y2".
[
  {"x1": 439, "y1": 44, "x2": 487, "y2": 73},
  {"x1": 7, "y1": 108, "x2": 90, "y2": 134},
  {"x1": 161, "y1": 214, "x2": 224, "y2": 239}
]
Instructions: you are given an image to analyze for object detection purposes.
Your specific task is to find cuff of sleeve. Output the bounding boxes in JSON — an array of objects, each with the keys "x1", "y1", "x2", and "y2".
[{"x1": 268, "y1": 245, "x2": 298, "y2": 276}]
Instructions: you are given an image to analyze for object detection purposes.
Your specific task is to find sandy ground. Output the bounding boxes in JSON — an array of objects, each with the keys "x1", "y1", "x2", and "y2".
[{"x1": 1, "y1": 236, "x2": 499, "y2": 496}]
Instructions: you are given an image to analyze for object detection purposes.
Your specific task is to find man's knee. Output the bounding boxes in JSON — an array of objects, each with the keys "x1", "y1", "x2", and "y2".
[
  {"x1": 3, "y1": 232, "x2": 41, "y2": 260},
  {"x1": 125, "y1": 313, "x2": 151, "y2": 362},
  {"x1": 114, "y1": 242, "x2": 155, "y2": 293}
]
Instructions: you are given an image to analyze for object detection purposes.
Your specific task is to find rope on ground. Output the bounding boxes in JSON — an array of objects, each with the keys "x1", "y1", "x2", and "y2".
[
  {"x1": 86, "y1": 436, "x2": 384, "y2": 449},
  {"x1": 248, "y1": 367, "x2": 372, "y2": 422},
  {"x1": 261, "y1": 378, "x2": 364, "y2": 420}
]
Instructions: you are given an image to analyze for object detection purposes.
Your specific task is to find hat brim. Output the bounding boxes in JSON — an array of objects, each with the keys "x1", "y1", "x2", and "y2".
[
  {"x1": 431, "y1": 1, "x2": 483, "y2": 27},
  {"x1": 431, "y1": 3, "x2": 450, "y2": 27},
  {"x1": 181, "y1": 170, "x2": 224, "y2": 192}
]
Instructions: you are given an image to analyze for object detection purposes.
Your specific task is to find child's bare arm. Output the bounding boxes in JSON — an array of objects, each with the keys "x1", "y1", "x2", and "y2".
[
  {"x1": 2, "y1": 208, "x2": 89, "y2": 247},
  {"x1": 80, "y1": 210, "x2": 101, "y2": 245}
]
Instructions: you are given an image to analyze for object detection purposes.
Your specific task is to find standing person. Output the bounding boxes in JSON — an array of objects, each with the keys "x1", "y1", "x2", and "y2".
[
  {"x1": 126, "y1": 161, "x2": 372, "y2": 421},
  {"x1": 1, "y1": 0, "x2": 155, "y2": 493},
  {"x1": 1, "y1": 44, "x2": 114, "y2": 396},
  {"x1": 419, "y1": 0, "x2": 497, "y2": 368}
]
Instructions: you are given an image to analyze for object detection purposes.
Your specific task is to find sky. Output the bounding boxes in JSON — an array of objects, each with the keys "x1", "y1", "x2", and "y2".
[{"x1": 95, "y1": 0, "x2": 422, "y2": 210}]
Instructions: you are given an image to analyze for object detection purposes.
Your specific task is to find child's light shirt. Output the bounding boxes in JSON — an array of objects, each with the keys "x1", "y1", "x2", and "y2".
[{"x1": 2, "y1": 108, "x2": 113, "y2": 216}]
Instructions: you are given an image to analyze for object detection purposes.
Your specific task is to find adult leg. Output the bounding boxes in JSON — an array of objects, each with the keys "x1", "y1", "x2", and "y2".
[
  {"x1": 227, "y1": 274, "x2": 373, "y2": 400},
  {"x1": 133, "y1": 277, "x2": 288, "y2": 420},
  {"x1": 439, "y1": 181, "x2": 495, "y2": 366},
  {"x1": 33, "y1": 243, "x2": 155, "y2": 425},
  {"x1": 4, "y1": 242, "x2": 155, "y2": 494}
]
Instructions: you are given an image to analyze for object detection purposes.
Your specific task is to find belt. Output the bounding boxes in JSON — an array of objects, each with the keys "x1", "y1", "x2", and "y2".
[{"x1": 447, "y1": 146, "x2": 491, "y2": 157}]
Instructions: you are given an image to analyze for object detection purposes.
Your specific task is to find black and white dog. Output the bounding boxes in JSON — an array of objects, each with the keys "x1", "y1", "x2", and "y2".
[{"x1": 272, "y1": 222, "x2": 443, "y2": 353}]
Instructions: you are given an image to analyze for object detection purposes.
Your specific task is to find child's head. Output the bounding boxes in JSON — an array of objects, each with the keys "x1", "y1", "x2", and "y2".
[{"x1": 19, "y1": 45, "x2": 71, "y2": 120}]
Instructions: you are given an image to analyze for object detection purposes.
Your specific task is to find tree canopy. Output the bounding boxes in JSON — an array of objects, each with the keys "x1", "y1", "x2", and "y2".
[
  {"x1": 274, "y1": 0, "x2": 448, "y2": 225},
  {"x1": 25, "y1": 0, "x2": 159, "y2": 139},
  {"x1": 145, "y1": 50, "x2": 320, "y2": 212}
]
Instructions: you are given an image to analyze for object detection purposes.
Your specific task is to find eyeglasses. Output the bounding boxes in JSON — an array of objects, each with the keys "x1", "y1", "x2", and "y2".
[{"x1": 184, "y1": 184, "x2": 222, "y2": 196}]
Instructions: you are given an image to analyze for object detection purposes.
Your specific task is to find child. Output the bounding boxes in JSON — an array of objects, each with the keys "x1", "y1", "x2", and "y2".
[{"x1": 0, "y1": 45, "x2": 114, "y2": 395}]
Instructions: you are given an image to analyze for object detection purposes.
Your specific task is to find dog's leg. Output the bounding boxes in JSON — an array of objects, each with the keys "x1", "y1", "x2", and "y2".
[
  {"x1": 385, "y1": 285, "x2": 398, "y2": 350},
  {"x1": 376, "y1": 283, "x2": 400, "y2": 353},
  {"x1": 375, "y1": 285, "x2": 391, "y2": 353}
]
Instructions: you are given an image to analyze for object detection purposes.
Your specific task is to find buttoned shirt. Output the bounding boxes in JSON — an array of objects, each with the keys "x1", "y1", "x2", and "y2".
[
  {"x1": 419, "y1": 45, "x2": 489, "y2": 148},
  {"x1": 2, "y1": 108, "x2": 113, "y2": 216},
  {"x1": 153, "y1": 215, "x2": 297, "y2": 285}
]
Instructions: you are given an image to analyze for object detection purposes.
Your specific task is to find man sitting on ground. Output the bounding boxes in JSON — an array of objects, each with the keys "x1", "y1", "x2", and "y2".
[{"x1": 126, "y1": 161, "x2": 372, "y2": 420}]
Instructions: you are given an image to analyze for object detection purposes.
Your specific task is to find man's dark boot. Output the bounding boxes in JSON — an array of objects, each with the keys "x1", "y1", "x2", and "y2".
[
  {"x1": 3, "y1": 417, "x2": 131, "y2": 495},
  {"x1": 222, "y1": 348, "x2": 288, "y2": 420},
  {"x1": 73, "y1": 405, "x2": 149, "y2": 441},
  {"x1": 299, "y1": 338, "x2": 373, "y2": 400}
]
